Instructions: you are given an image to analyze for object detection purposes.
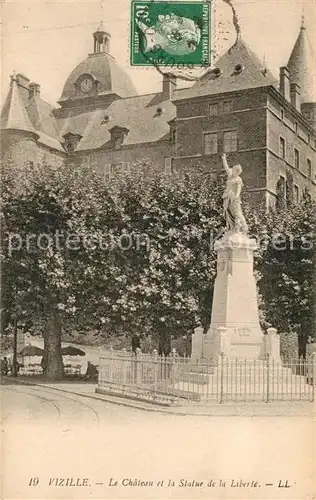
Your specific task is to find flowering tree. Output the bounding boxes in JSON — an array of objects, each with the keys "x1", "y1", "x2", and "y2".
[
  {"x1": 254, "y1": 199, "x2": 316, "y2": 357},
  {"x1": 2, "y1": 158, "x2": 314, "y2": 379},
  {"x1": 1, "y1": 161, "x2": 124, "y2": 378}
]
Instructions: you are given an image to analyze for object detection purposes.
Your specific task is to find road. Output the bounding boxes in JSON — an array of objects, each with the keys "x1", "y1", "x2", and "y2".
[
  {"x1": 1, "y1": 382, "x2": 142, "y2": 426},
  {"x1": 1, "y1": 383, "x2": 314, "y2": 500}
]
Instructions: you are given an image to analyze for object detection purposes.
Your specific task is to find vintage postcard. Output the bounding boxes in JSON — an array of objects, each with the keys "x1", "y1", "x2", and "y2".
[{"x1": 1, "y1": 0, "x2": 315, "y2": 499}]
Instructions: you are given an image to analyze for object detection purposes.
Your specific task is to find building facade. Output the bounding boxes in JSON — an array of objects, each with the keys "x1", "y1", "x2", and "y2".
[{"x1": 1, "y1": 20, "x2": 315, "y2": 207}]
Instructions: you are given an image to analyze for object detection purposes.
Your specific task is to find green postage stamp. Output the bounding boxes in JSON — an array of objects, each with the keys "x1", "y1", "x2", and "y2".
[{"x1": 131, "y1": 1, "x2": 211, "y2": 67}]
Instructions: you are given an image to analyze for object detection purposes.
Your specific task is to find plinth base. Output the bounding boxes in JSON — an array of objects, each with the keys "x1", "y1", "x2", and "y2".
[{"x1": 204, "y1": 231, "x2": 263, "y2": 360}]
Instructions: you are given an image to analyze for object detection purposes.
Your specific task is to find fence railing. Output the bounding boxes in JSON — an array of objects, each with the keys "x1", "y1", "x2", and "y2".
[{"x1": 97, "y1": 350, "x2": 315, "y2": 404}]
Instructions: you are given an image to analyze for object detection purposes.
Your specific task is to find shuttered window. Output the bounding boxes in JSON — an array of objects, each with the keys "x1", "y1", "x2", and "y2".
[{"x1": 204, "y1": 133, "x2": 218, "y2": 154}]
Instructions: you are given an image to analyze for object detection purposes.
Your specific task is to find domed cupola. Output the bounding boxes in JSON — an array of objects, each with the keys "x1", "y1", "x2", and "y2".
[{"x1": 58, "y1": 22, "x2": 137, "y2": 107}]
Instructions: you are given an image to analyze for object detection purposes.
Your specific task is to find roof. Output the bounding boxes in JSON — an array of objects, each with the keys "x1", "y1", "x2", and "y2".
[
  {"x1": 0, "y1": 76, "x2": 38, "y2": 135},
  {"x1": 59, "y1": 52, "x2": 137, "y2": 103},
  {"x1": 173, "y1": 37, "x2": 277, "y2": 101},
  {"x1": 1, "y1": 76, "x2": 65, "y2": 151},
  {"x1": 287, "y1": 22, "x2": 316, "y2": 103},
  {"x1": 26, "y1": 96, "x2": 61, "y2": 140},
  {"x1": 57, "y1": 93, "x2": 176, "y2": 151}
]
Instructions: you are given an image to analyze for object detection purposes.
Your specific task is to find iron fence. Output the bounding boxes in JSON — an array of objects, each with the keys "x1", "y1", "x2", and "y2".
[{"x1": 97, "y1": 350, "x2": 315, "y2": 404}]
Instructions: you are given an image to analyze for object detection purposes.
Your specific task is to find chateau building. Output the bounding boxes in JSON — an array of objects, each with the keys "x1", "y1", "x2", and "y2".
[{"x1": 1, "y1": 19, "x2": 315, "y2": 207}]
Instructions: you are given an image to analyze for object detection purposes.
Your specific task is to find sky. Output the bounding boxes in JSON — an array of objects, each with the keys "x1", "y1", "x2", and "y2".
[{"x1": 1, "y1": 0, "x2": 315, "y2": 107}]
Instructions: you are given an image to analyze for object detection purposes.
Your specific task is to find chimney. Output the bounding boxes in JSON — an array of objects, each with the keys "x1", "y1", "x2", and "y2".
[
  {"x1": 162, "y1": 73, "x2": 177, "y2": 98},
  {"x1": 15, "y1": 73, "x2": 30, "y2": 89},
  {"x1": 290, "y1": 83, "x2": 301, "y2": 111},
  {"x1": 29, "y1": 82, "x2": 40, "y2": 98},
  {"x1": 279, "y1": 66, "x2": 291, "y2": 102}
]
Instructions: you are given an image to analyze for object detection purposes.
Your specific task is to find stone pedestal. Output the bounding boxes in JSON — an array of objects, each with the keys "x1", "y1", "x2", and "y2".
[
  {"x1": 191, "y1": 327, "x2": 204, "y2": 362},
  {"x1": 203, "y1": 231, "x2": 263, "y2": 360},
  {"x1": 264, "y1": 328, "x2": 281, "y2": 362}
]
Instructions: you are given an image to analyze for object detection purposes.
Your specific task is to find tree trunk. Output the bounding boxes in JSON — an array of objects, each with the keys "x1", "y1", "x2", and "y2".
[
  {"x1": 43, "y1": 312, "x2": 64, "y2": 380},
  {"x1": 12, "y1": 316, "x2": 18, "y2": 377},
  {"x1": 158, "y1": 330, "x2": 171, "y2": 356}
]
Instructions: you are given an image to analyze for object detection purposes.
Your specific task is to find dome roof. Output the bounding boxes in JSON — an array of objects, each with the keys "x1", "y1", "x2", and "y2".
[{"x1": 59, "y1": 52, "x2": 137, "y2": 103}]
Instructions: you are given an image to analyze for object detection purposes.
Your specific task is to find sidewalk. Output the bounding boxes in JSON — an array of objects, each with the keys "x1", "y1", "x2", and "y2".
[{"x1": 13, "y1": 378, "x2": 315, "y2": 417}]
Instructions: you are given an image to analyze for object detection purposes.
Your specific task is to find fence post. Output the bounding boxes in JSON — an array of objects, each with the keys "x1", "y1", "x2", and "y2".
[
  {"x1": 153, "y1": 349, "x2": 158, "y2": 391},
  {"x1": 219, "y1": 352, "x2": 224, "y2": 404},
  {"x1": 311, "y1": 353, "x2": 316, "y2": 403},
  {"x1": 136, "y1": 348, "x2": 142, "y2": 386},
  {"x1": 109, "y1": 347, "x2": 114, "y2": 383},
  {"x1": 265, "y1": 352, "x2": 270, "y2": 403},
  {"x1": 171, "y1": 349, "x2": 176, "y2": 392},
  {"x1": 122, "y1": 349, "x2": 127, "y2": 384}
]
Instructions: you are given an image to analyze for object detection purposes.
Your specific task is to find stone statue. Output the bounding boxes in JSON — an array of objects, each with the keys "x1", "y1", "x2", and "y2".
[{"x1": 221, "y1": 153, "x2": 248, "y2": 234}]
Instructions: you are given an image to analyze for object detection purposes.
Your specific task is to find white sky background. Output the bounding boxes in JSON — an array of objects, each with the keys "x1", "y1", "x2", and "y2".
[{"x1": 1, "y1": 0, "x2": 315, "y2": 107}]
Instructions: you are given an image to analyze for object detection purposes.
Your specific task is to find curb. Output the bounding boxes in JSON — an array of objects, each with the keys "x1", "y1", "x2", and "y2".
[
  {"x1": 5, "y1": 379, "x2": 315, "y2": 417},
  {"x1": 9, "y1": 379, "x2": 175, "y2": 414}
]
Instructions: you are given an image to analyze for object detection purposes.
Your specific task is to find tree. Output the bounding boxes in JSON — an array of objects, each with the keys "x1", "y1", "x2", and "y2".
[
  {"x1": 2, "y1": 158, "x2": 314, "y2": 375},
  {"x1": 251, "y1": 198, "x2": 316, "y2": 357},
  {"x1": 1, "y1": 161, "x2": 124, "y2": 378}
]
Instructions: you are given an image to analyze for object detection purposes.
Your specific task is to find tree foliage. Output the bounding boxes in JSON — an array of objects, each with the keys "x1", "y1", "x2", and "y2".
[{"x1": 1, "y1": 159, "x2": 315, "y2": 378}]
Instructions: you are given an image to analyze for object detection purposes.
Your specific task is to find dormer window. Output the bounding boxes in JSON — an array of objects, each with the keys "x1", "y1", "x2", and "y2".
[
  {"x1": 109, "y1": 125, "x2": 129, "y2": 150},
  {"x1": 67, "y1": 142, "x2": 75, "y2": 155},
  {"x1": 62, "y1": 132, "x2": 82, "y2": 155},
  {"x1": 101, "y1": 114, "x2": 110, "y2": 125},
  {"x1": 212, "y1": 68, "x2": 222, "y2": 77},
  {"x1": 114, "y1": 137, "x2": 123, "y2": 149},
  {"x1": 234, "y1": 64, "x2": 244, "y2": 74}
]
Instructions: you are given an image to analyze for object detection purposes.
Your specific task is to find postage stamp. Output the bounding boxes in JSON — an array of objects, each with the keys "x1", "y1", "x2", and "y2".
[{"x1": 130, "y1": 1, "x2": 211, "y2": 67}]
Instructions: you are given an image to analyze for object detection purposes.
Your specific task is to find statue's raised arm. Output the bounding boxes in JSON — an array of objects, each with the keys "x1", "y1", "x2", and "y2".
[{"x1": 222, "y1": 153, "x2": 231, "y2": 176}]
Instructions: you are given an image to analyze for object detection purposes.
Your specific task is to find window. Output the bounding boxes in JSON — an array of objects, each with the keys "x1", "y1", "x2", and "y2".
[
  {"x1": 63, "y1": 132, "x2": 82, "y2": 155},
  {"x1": 307, "y1": 158, "x2": 312, "y2": 179},
  {"x1": 164, "y1": 158, "x2": 173, "y2": 174},
  {"x1": 223, "y1": 101, "x2": 233, "y2": 114},
  {"x1": 110, "y1": 163, "x2": 122, "y2": 176},
  {"x1": 223, "y1": 130, "x2": 237, "y2": 152},
  {"x1": 280, "y1": 108, "x2": 284, "y2": 120},
  {"x1": 209, "y1": 103, "x2": 218, "y2": 115},
  {"x1": 294, "y1": 148, "x2": 300, "y2": 169},
  {"x1": 204, "y1": 132, "x2": 218, "y2": 154},
  {"x1": 278, "y1": 175, "x2": 286, "y2": 197},
  {"x1": 101, "y1": 114, "x2": 110, "y2": 125},
  {"x1": 308, "y1": 134, "x2": 311, "y2": 144},
  {"x1": 294, "y1": 185, "x2": 299, "y2": 203},
  {"x1": 67, "y1": 142, "x2": 75, "y2": 155},
  {"x1": 170, "y1": 129, "x2": 176, "y2": 143},
  {"x1": 114, "y1": 136, "x2": 123, "y2": 150},
  {"x1": 104, "y1": 164, "x2": 111, "y2": 182},
  {"x1": 110, "y1": 162, "x2": 130, "y2": 177},
  {"x1": 279, "y1": 137, "x2": 285, "y2": 158},
  {"x1": 304, "y1": 111, "x2": 311, "y2": 120},
  {"x1": 303, "y1": 188, "x2": 311, "y2": 202},
  {"x1": 294, "y1": 122, "x2": 298, "y2": 133},
  {"x1": 110, "y1": 126, "x2": 129, "y2": 150}
]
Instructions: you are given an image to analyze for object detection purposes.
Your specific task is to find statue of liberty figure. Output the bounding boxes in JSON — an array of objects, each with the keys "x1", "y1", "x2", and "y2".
[{"x1": 221, "y1": 153, "x2": 248, "y2": 234}]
